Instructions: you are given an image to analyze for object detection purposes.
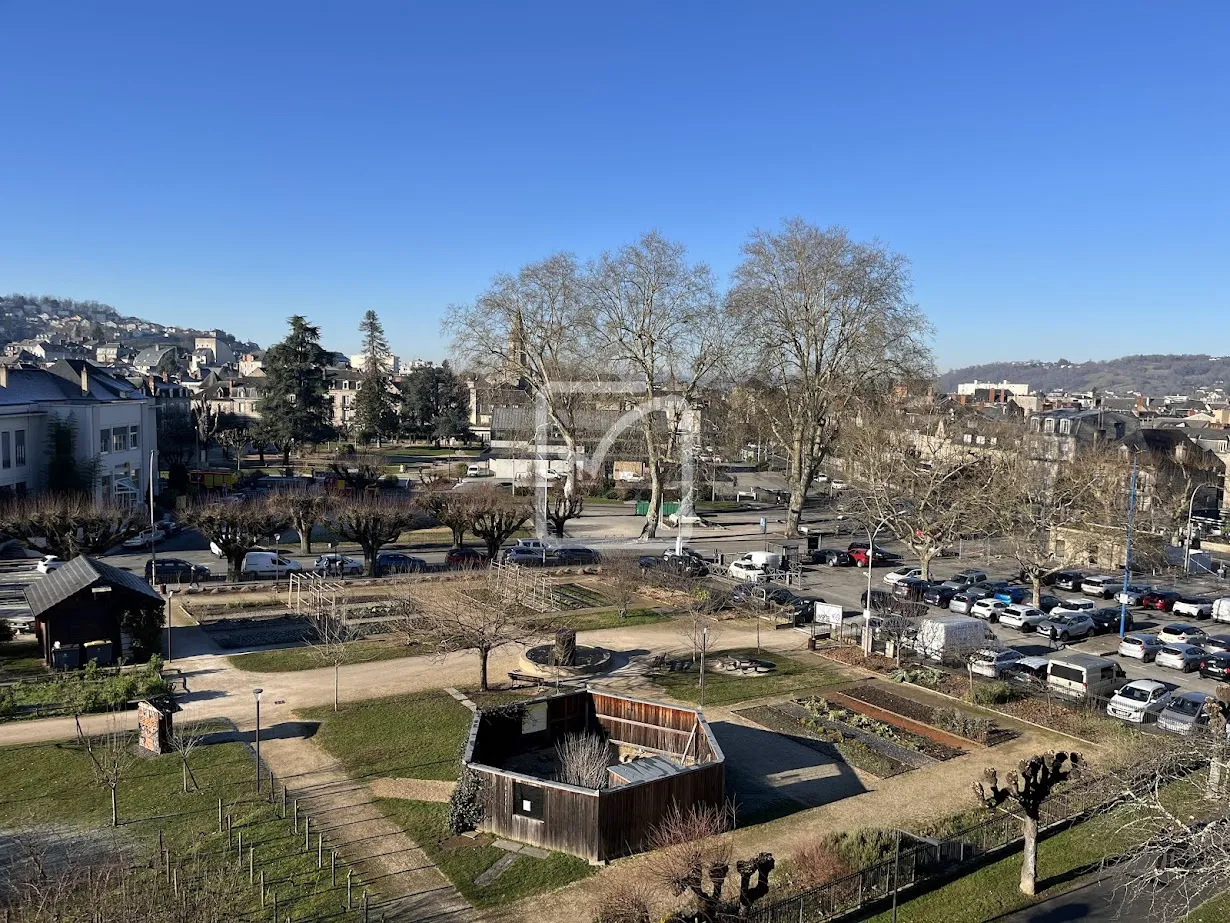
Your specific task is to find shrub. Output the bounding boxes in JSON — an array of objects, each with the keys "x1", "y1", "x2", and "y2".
[
  {"x1": 889, "y1": 666, "x2": 946, "y2": 689},
  {"x1": 0, "y1": 687, "x2": 15, "y2": 718},
  {"x1": 784, "y1": 840, "x2": 853, "y2": 891},
  {"x1": 931, "y1": 707, "x2": 992, "y2": 743},
  {"x1": 824, "y1": 828, "x2": 898, "y2": 870},
  {"x1": 970, "y1": 681, "x2": 1020, "y2": 706},
  {"x1": 447, "y1": 767, "x2": 483, "y2": 834}
]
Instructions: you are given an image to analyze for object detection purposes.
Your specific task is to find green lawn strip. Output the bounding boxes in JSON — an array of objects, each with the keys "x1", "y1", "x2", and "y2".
[
  {"x1": 301, "y1": 691, "x2": 474, "y2": 781},
  {"x1": 530, "y1": 607, "x2": 670, "y2": 633},
  {"x1": 1184, "y1": 891, "x2": 1230, "y2": 922},
  {"x1": 228, "y1": 641, "x2": 426, "y2": 673},
  {"x1": 0, "y1": 640, "x2": 47, "y2": 679},
  {"x1": 650, "y1": 647, "x2": 845, "y2": 707},
  {"x1": 375, "y1": 799, "x2": 592, "y2": 908},
  {"x1": 863, "y1": 780, "x2": 1211, "y2": 923},
  {"x1": 0, "y1": 727, "x2": 353, "y2": 921}
]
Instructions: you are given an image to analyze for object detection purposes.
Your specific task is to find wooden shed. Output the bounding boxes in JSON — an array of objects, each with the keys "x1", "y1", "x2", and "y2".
[
  {"x1": 463, "y1": 689, "x2": 725, "y2": 862},
  {"x1": 24, "y1": 555, "x2": 164, "y2": 668}
]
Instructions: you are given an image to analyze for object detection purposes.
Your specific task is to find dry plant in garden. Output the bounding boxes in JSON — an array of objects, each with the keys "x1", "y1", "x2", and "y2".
[
  {"x1": 555, "y1": 732, "x2": 612, "y2": 788},
  {"x1": 645, "y1": 802, "x2": 736, "y2": 916}
]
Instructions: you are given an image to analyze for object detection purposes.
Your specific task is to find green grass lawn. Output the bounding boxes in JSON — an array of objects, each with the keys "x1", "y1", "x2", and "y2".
[
  {"x1": 531, "y1": 607, "x2": 669, "y2": 633},
  {"x1": 1185, "y1": 891, "x2": 1230, "y2": 922},
  {"x1": 301, "y1": 691, "x2": 474, "y2": 781},
  {"x1": 227, "y1": 640, "x2": 428, "y2": 673},
  {"x1": 375, "y1": 799, "x2": 592, "y2": 908},
  {"x1": 0, "y1": 640, "x2": 47, "y2": 679},
  {"x1": 0, "y1": 726, "x2": 355, "y2": 921},
  {"x1": 651, "y1": 647, "x2": 845, "y2": 707}
]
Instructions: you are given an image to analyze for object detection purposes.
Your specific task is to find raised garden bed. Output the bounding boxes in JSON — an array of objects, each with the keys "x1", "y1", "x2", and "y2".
[
  {"x1": 736, "y1": 704, "x2": 914, "y2": 778},
  {"x1": 799, "y1": 696, "x2": 963, "y2": 762},
  {"x1": 841, "y1": 685, "x2": 1016, "y2": 747}
]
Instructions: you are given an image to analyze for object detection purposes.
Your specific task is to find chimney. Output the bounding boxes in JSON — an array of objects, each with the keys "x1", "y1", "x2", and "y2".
[{"x1": 80, "y1": 363, "x2": 89, "y2": 394}]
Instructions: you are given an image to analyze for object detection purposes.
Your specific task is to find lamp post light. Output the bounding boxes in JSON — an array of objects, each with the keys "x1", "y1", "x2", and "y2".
[
  {"x1": 1185, "y1": 484, "x2": 1217, "y2": 574},
  {"x1": 253, "y1": 688, "x2": 264, "y2": 792}
]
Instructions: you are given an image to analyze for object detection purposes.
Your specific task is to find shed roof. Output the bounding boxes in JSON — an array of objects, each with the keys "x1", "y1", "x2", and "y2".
[{"x1": 25, "y1": 555, "x2": 163, "y2": 617}]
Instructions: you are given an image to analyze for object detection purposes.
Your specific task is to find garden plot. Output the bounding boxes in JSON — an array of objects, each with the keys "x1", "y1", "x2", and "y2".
[
  {"x1": 839, "y1": 685, "x2": 1018, "y2": 747},
  {"x1": 735, "y1": 704, "x2": 916, "y2": 779},
  {"x1": 548, "y1": 583, "x2": 610, "y2": 610}
]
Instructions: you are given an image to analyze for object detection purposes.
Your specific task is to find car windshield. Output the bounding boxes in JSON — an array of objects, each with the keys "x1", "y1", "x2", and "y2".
[
  {"x1": 1169, "y1": 697, "x2": 1206, "y2": 717},
  {"x1": 1118, "y1": 686, "x2": 1152, "y2": 703}
]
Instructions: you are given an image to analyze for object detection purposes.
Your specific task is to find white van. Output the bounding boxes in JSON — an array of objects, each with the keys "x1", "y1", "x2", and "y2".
[
  {"x1": 242, "y1": 552, "x2": 303, "y2": 579},
  {"x1": 913, "y1": 615, "x2": 992, "y2": 661},
  {"x1": 1046, "y1": 653, "x2": 1125, "y2": 700},
  {"x1": 466, "y1": 464, "x2": 492, "y2": 478},
  {"x1": 1212, "y1": 597, "x2": 1230, "y2": 624}
]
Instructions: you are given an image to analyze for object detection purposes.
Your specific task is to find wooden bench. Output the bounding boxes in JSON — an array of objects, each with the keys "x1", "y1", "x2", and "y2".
[
  {"x1": 507, "y1": 670, "x2": 549, "y2": 687},
  {"x1": 162, "y1": 669, "x2": 189, "y2": 694}
]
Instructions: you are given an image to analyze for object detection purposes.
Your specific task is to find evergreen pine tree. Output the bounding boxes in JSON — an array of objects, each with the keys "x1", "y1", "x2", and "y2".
[
  {"x1": 353, "y1": 310, "x2": 398, "y2": 444},
  {"x1": 256, "y1": 315, "x2": 332, "y2": 472}
]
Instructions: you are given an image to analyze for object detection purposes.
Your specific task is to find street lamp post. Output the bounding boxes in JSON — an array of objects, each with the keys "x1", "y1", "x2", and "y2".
[
  {"x1": 253, "y1": 688, "x2": 264, "y2": 792},
  {"x1": 1185, "y1": 484, "x2": 1216, "y2": 574},
  {"x1": 863, "y1": 517, "x2": 890, "y2": 620}
]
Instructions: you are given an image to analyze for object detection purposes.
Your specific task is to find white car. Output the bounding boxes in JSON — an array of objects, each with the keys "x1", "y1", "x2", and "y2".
[
  {"x1": 1156, "y1": 643, "x2": 1205, "y2": 672},
  {"x1": 313, "y1": 554, "x2": 364, "y2": 576},
  {"x1": 1157, "y1": 623, "x2": 1209, "y2": 646},
  {"x1": 1172, "y1": 597, "x2": 1214, "y2": 619},
  {"x1": 35, "y1": 555, "x2": 64, "y2": 574},
  {"x1": 1106, "y1": 679, "x2": 1177, "y2": 723},
  {"x1": 728, "y1": 560, "x2": 769, "y2": 583},
  {"x1": 1080, "y1": 575, "x2": 1119, "y2": 598},
  {"x1": 970, "y1": 598, "x2": 1008, "y2": 622},
  {"x1": 123, "y1": 527, "x2": 166, "y2": 549},
  {"x1": 883, "y1": 566, "x2": 923, "y2": 586},
  {"x1": 968, "y1": 648, "x2": 1026, "y2": 678},
  {"x1": 1050, "y1": 598, "x2": 1096, "y2": 617},
  {"x1": 1118, "y1": 633, "x2": 1164, "y2": 662},
  {"x1": 999, "y1": 604, "x2": 1047, "y2": 631}
]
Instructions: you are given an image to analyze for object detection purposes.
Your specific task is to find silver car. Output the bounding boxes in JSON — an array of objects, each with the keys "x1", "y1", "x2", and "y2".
[
  {"x1": 1156, "y1": 643, "x2": 1205, "y2": 672},
  {"x1": 1035, "y1": 613, "x2": 1096, "y2": 642},
  {"x1": 1118, "y1": 633, "x2": 1164, "y2": 662},
  {"x1": 1157, "y1": 692, "x2": 1213, "y2": 735}
]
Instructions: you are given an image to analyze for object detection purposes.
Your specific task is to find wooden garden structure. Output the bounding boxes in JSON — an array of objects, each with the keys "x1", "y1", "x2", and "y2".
[{"x1": 462, "y1": 689, "x2": 725, "y2": 862}]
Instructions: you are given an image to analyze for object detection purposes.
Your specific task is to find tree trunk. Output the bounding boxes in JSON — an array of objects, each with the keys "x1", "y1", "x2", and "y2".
[
  {"x1": 228, "y1": 553, "x2": 244, "y2": 582},
  {"x1": 484, "y1": 537, "x2": 501, "y2": 559},
  {"x1": 111, "y1": 787, "x2": 118, "y2": 827},
  {"x1": 785, "y1": 477, "x2": 808, "y2": 538},
  {"x1": 362, "y1": 545, "x2": 377, "y2": 577},
  {"x1": 450, "y1": 524, "x2": 465, "y2": 547},
  {"x1": 919, "y1": 547, "x2": 936, "y2": 581},
  {"x1": 297, "y1": 518, "x2": 313, "y2": 555},
  {"x1": 1019, "y1": 814, "x2": 1038, "y2": 896},
  {"x1": 334, "y1": 663, "x2": 340, "y2": 712},
  {"x1": 643, "y1": 465, "x2": 663, "y2": 541},
  {"x1": 1030, "y1": 573, "x2": 1042, "y2": 607},
  {"x1": 182, "y1": 762, "x2": 189, "y2": 794},
  {"x1": 282, "y1": 447, "x2": 291, "y2": 477},
  {"x1": 478, "y1": 647, "x2": 490, "y2": 692}
]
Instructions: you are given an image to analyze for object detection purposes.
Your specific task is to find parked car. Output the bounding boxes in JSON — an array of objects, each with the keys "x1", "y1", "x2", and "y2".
[
  {"x1": 35, "y1": 555, "x2": 64, "y2": 574},
  {"x1": 660, "y1": 552, "x2": 707, "y2": 577},
  {"x1": 884, "y1": 565, "x2": 922, "y2": 586},
  {"x1": 892, "y1": 577, "x2": 934, "y2": 600},
  {"x1": 947, "y1": 569, "x2": 989, "y2": 587},
  {"x1": 1106, "y1": 679, "x2": 1178, "y2": 723},
  {"x1": 1201, "y1": 635, "x2": 1230, "y2": 655},
  {"x1": 1140, "y1": 590, "x2": 1182, "y2": 612},
  {"x1": 1080, "y1": 575, "x2": 1119, "y2": 598},
  {"x1": 970, "y1": 598, "x2": 1008, "y2": 622},
  {"x1": 1047, "y1": 652, "x2": 1124, "y2": 698},
  {"x1": 1052, "y1": 571, "x2": 1087, "y2": 591},
  {"x1": 242, "y1": 552, "x2": 302, "y2": 579},
  {"x1": 849, "y1": 548, "x2": 898, "y2": 568},
  {"x1": 506, "y1": 548, "x2": 562, "y2": 567},
  {"x1": 923, "y1": 584, "x2": 959, "y2": 607},
  {"x1": 1036, "y1": 613, "x2": 1096, "y2": 642},
  {"x1": 948, "y1": 588, "x2": 991, "y2": 614},
  {"x1": 1173, "y1": 596, "x2": 1214, "y2": 619},
  {"x1": 145, "y1": 558, "x2": 211, "y2": 583},
  {"x1": 968, "y1": 648, "x2": 1026, "y2": 678},
  {"x1": 1157, "y1": 692, "x2": 1213, "y2": 735},
  {"x1": 1199, "y1": 652, "x2": 1230, "y2": 681},
  {"x1": 729, "y1": 559, "x2": 769, "y2": 583},
  {"x1": 375, "y1": 551, "x2": 427, "y2": 575},
  {"x1": 445, "y1": 547, "x2": 487, "y2": 569},
  {"x1": 123, "y1": 527, "x2": 166, "y2": 549},
  {"x1": 1118, "y1": 632, "x2": 1165, "y2": 662},
  {"x1": 314, "y1": 554, "x2": 364, "y2": 576},
  {"x1": 813, "y1": 549, "x2": 854, "y2": 567},
  {"x1": 1004, "y1": 655, "x2": 1051, "y2": 687},
  {"x1": 1212, "y1": 597, "x2": 1230, "y2": 624},
  {"x1": 1157, "y1": 623, "x2": 1209, "y2": 645},
  {"x1": 1089, "y1": 607, "x2": 1134, "y2": 634},
  {"x1": 1156, "y1": 643, "x2": 1206, "y2": 672},
  {"x1": 1050, "y1": 598, "x2": 1096, "y2": 617},
  {"x1": 556, "y1": 547, "x2": 602, "y2": 566},
  {"x1": 1037, "y1": 594, "x2": 1064, "y2": 613},
  {"x1": 847, "y1": 541, "x2": 870, "y2": 552},
  {"x1": 1116, "y1": 584, "x2": 1153, "y2": 606},
  {"x1": 993, "y1": 586, "x2": 1030, "y2": 605},
  {"x1": 999, "y1": 604, "x2": 1048, "y2": 631}
]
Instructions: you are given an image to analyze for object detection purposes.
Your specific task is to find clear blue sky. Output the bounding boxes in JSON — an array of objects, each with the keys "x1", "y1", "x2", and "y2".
[{"x1": 1, "y1": 2, "x2": 1225, "y2": 371}]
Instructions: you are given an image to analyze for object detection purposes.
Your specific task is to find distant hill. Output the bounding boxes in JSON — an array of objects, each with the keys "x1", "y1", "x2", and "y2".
[
  {"x1": 937, "y1": 355, "x2": 1230, "y2": 397},
  {"x1": 0, "y1": 294, "x2": 258, "y2": 354}
]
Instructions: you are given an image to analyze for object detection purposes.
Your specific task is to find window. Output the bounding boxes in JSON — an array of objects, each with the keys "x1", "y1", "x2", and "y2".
[
  {"x1": 1049, "y1": 664, "x2": 1084, "y2": 684},
  {"x1": 975, "y1": 435, "x2": 986, "y2": 445},
  {"x1": 130, "y1": 425, "x2": 140, "y2": 448},
  {"x1": 1059, "y1": 419, "x2": 1072, "y2": 435},
  {"x1": 962, "y1": 433, "x2": 972, "y2": 444},
  {"x1": 112, "y1": 427, "x2": 127, "y2": 452},
  {"x1": 14, "y1": 429, "x2": 24, "y2": 466},
  {"x1": 990, "y1": 436, "x2": 998, "y2": 446},
  {"x1": 100, "y1": 474, "x2": 111, "y2": 498},
  {"x1": 0, "y1": 432, "x2": 9, "y2": 468},
  {"x1": 100, "y1": 430, "x2": 110, "y2": 454},
  {"x1": 1044, "y1": 418, "x2": 1056, "y2": 433},
  {"x1": 513, "y1": 781, "x2": 543, "y2": 820}
]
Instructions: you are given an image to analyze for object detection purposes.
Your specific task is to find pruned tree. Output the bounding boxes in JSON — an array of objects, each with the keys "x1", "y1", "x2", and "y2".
[
  {"x1": 278, "y1": 489, "x2": 329, "y2": 555},
  {"x1": 191, "y1": 393, "x2": 223, "y2": 466},
  {"x1": 419, "y1": 489, "x2": 476, "y2": 547},
  {"x1": 844, "y1": 407, "x2": 1000, "y2": 580},
  {"x1": 183, "y1": 500, "x2": 288, "y2": 581},
  {"x1": 412, "y1": 579, "x2": 540, "y2": 691},
  {"x1": 467, "y1": 486, "x2": 533, "y2": 559},
  {"x1": 0, "y1": 495, "x2": 144, "y2": 560},
  {"x1": 646, "y1": 803, "x2": 736, "y2": 918},
  {"x1": 555, "y1": 732, "x2": 611, "y2": 788},
  {"x1": 603, "y1": 554, "x2": 646, "y2": 619},
  {"x1": 213, "y1": 412, "x2": 249, "y2": 470},
  {"x1": 76, "y1": 715, "x2": 137, "y2": 827},
  {"x1": 974, "y1": 751, "x2": 1081, "y2": 896},
  {"x1": 328, "y1": 494, "x2": 422, "y2": 576},
  {"x1": 728, "y1": 219, "x2": 933, "y2": 536},
  {"x1": 308, "y1": 612, "x2": 357, "y2": 711},
  {"x1": 584, "y1": 232, "x2": 731, "y2": 538},
  {"x1": 327, "y1": 449, "x2": 387, "y2": 493},
  {"x1": 168, "y1": 718, "x2": 206, "y2": 793},
  {"x1": 542, "y1": 484, "x2": 584, "y2": 538}
]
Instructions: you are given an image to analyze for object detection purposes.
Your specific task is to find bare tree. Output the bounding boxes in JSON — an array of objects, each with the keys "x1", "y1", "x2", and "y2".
[
  {"x1": 278, "y1": 488, "x2": 329, "y2": 555},
  {"x1": 0, "y1": 495, "x2": 144, "y2": 560},
  {"x1": 183, "y1": 500, "x2": 288, "y2": 581},
  {"x1": 604, "y1": 554, "x2": 646, "y2": 619},
  {"x1": 468, "y1": 486, "x2": 533, "y2": 560},
  {"x1": 728, "y1": 219, "x2": 933, "y2": 536},
  {"x1": 675, "y1": 602, "x2": 725, "y2": 667},
  {"x1": 75, "y1": 715, "x2": 137, "y2": 827},
  {"x1": 412, "y1": 578, "x2": 541, "y2": 691},
  {"x1": 974, "y1": 751, "x2": 1081, "y2": 896},
  {"x1": 542, "y1": 484, "x2": 584, "y2": 539},
  {"x1": 584, "y1": 232, "x2": 731, "y2": 538},
  {"x1": 329, "y1": 494, "x2": 423, "y2": 576},
  {"x1": 419, "y1": 488, "x2": 476, "y2": 548},
  {"x1": 328, "y1": 450, "x2": 388, "y2": 493},
  {"x1": 446, "y1": 253, "x2": 590, "y2": 496},
  {"x1": 646, "y1": 803, "x2": 736, "y2": 917},
  {"x1": 555, "y1": 732, "x2": 611, "y2": 788},
  {"x1": 844, "y1": 408, "x2": 999, "y2": 579},
  {"x1": 168, "y1": 718, "x2": 206, "y2": 793},
  {"x1": 308, "y1": 612, "x2": 357, "y2": 711}
]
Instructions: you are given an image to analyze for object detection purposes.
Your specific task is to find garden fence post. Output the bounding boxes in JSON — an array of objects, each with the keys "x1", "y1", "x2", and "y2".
[
  {"x1": 249, "y1": 846, "x2": 254, "y2": 883},
  {"x1": 238, "y1": 830, "x2": 243, "y2": 861},
  {"x1": 293, "y1": 799, "x2": 298, "y2": 832},
  {"x1": 261, "y1": 871, "x2": 265, "y2": 906},
  {"x1": 218, "y1": 798, "x2": 223, "y2": 832},
  {"x1": 348, "y1": 870, "x2": 353, "y2": 909},
  {"x1": 318, "y1": 834, "x2": 323, "y2": 868},
  {"x1": 305, "y1": 816, "x2": 310, "y2": 852},
  {"x1": 363, "y1": 889, "x2": 368, "y2": 922},
  {"x1": 331, "y1": 849, "x2": 336, "y2": 886}
]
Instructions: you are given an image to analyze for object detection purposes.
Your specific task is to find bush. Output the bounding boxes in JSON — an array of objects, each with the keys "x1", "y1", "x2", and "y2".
[
  {"x1": 824, "y1": 828, "x2": 898, "y2": 870},
  {"x1": 447, "y1": 767, "x2": 483, "y2": 834},
  {"x1": 783, "y1": 840, "x2": 853, "y2": 892},
  {"x1": 0, "y1": 687, "x2": 15, "y2": 718},
  {"x1": 931, "y1": 707, "x2": 993, "y2": 743},
  {"x1": 970, "y1": 681, "x2": 1020, "y2": 706}
]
